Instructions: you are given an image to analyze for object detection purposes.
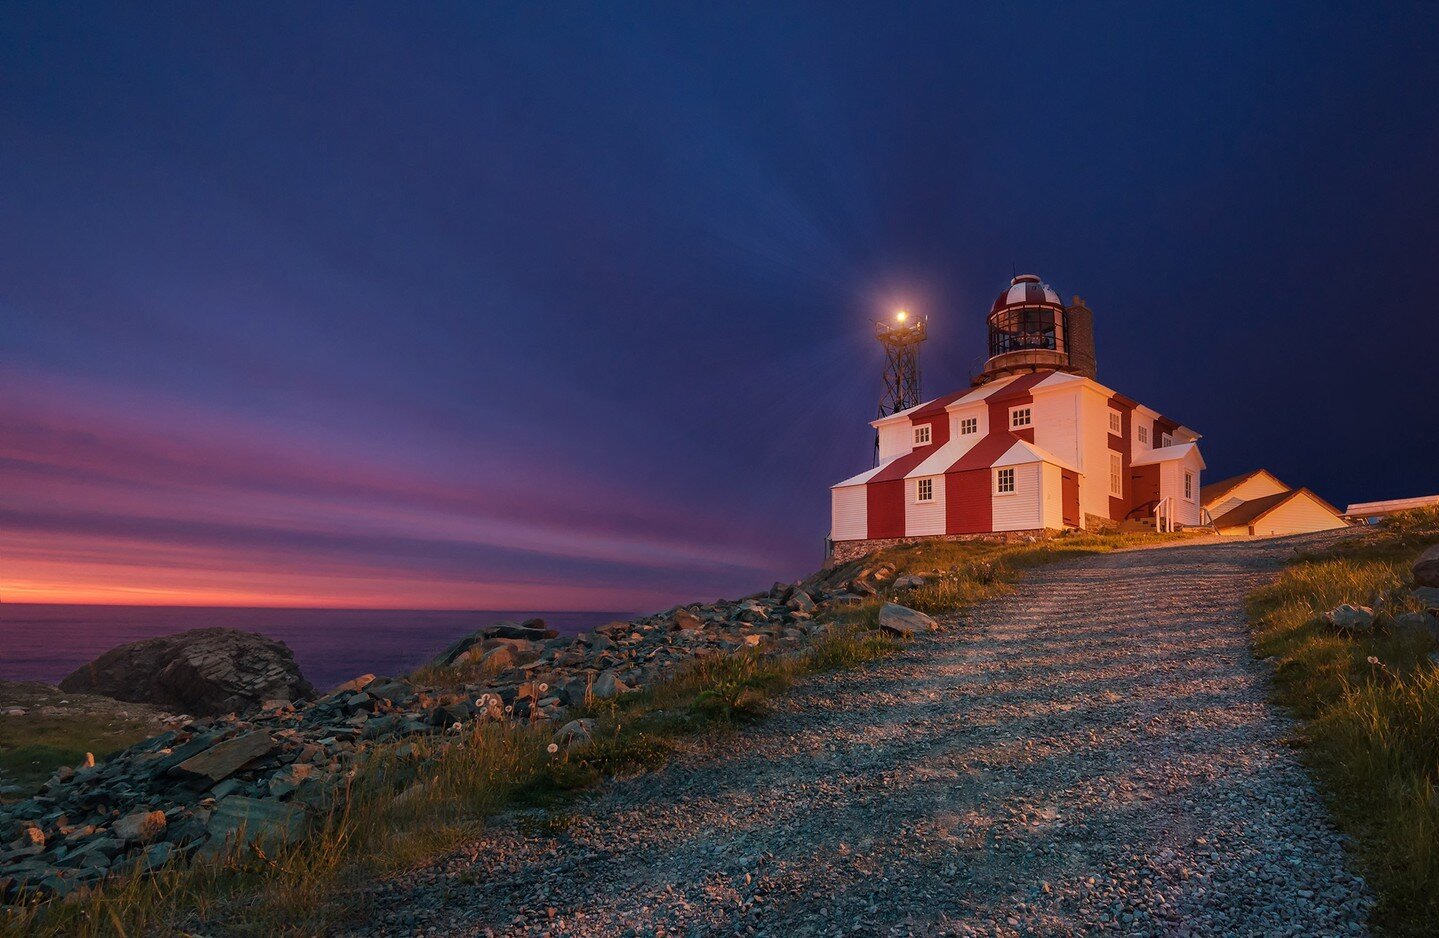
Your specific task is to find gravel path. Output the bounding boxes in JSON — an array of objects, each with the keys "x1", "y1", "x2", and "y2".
[{"x1": 355, "y1": 534, "x2": 1372, "y2": 937}]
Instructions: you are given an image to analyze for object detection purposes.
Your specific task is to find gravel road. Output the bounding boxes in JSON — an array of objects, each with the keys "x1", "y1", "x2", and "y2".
[{"x1": 354, "y1": 533, "x2": 1372, "y2": 937}]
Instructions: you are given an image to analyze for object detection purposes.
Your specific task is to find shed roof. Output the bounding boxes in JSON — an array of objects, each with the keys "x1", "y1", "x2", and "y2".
[{"x1": 1200, "y1": 468, "x2": 1286, "y2": 507}]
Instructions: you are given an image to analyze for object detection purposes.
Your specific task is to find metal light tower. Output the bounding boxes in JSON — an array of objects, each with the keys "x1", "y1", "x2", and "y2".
[{"x1": 874, "y1": 309, "x2": 928, "y2": 462}]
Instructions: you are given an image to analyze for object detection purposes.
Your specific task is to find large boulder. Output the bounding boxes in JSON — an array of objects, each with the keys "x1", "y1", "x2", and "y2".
[
  {"x1": 1414, "y1": 545, "x2": 1439, "y2": 589},
  {"x1": 59, "y1": 628, "x2": 314, "y2": 717}
]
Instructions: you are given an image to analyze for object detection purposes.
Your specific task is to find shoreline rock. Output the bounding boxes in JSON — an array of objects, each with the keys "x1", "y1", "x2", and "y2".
[{"x1": 58, "y1": 628, "x2": 315, "y2": 718}]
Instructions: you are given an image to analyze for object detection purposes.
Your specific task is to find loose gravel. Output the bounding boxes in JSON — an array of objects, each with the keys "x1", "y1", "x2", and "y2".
[{"x1": 352, "y1": 533, "x2": 1372, "y2": 937}]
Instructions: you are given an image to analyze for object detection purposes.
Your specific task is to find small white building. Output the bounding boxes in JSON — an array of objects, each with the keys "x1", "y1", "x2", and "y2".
[
  {"x1": 1202, "y1": 469, "x2": 1349, "y2": 536},
  {"x1": 830, "y1": 275, "x2": 1204, "y2": 555}
]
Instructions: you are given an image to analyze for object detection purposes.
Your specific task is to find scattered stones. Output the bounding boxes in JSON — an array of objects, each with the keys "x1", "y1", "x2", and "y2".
[
  {"x1": 58, "y1": 628, "x2": 314, "y2": 717},
  {"x1": 2, "y1": 563, "x2": 881, "y2": 901},
  {"x1": 878, "y1": 603, "x2": 939, "y2": 637},
  {"x1": 1413, "y1": 586, "x2": 1439, "y2": 610}
]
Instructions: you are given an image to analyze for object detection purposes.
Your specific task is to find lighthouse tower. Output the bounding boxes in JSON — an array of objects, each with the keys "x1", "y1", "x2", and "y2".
[{"x1": 973, "y1": 274, "x2": 1097, "y2": 386}]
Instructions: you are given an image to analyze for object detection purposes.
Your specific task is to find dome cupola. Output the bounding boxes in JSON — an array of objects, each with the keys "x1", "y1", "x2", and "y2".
[{"x1": 973, "y1": 274, "x2": 1097, "y2": 386}]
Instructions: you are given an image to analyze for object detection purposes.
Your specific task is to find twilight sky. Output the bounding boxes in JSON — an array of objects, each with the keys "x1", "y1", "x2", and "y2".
[{"x1": 3, "y1": 3, "x2": 1437, "y2": 610}]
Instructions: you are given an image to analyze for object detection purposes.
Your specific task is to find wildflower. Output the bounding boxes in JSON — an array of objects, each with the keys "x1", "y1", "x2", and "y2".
[
  {"x1": 450, "y1": 721, "x2": 462, "y2": 733},
  {"x1": 538, "y1": 683, "x2": 549, "y2": 693},
  {"x1": 547, "y1": 743, "x2": 559, "y2": 754},
  {"x1": 1367, "y1": 656, "x2": 1380, "y2": 665}
]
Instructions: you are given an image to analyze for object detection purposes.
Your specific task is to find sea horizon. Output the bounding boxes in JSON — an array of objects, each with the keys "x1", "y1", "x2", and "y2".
[{"x1": 0, "y1": 602, "x2": 637, "y2": 690}]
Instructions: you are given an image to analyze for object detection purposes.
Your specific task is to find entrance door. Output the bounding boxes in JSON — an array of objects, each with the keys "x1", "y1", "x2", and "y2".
[{"x1": 1061, "y1": 470, "x2": 1081, "y2": 528}]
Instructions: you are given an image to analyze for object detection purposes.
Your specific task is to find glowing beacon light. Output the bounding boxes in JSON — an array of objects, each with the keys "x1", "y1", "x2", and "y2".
[{"x1": 896, "y1": 309, "x2": 908, "y2": 321}]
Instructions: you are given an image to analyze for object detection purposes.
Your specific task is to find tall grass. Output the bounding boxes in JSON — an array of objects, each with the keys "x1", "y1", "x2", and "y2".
[{"x1": 1248, "y1": 508, "x2": 1439, "y2": 935}]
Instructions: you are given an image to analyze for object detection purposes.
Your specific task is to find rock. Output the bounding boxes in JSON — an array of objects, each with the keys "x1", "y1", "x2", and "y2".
[
  {"x1": 329, "y1": 674, "x2": 375, "y2": 695},
  {"x1": 591, "y1": 671, "x2": 631, "y2": 699},
  {"x1": 58, "y1": 628, "x2": 314, "y2": 717},
  {"x1": 878, "y1": 603, "x2": 939, "y2": 638},
  {"x1": 172, "y1": 731, "x2": 274, "y2": 782},
  {"x1": 1324, "y1": 604, "x2": 1375, "y2": 633},
  {"x1": 554, "y1": 718, "x2": 595, "y2": 751},
  {"x1": 893, "y1": 575, "x2": 927, "y2": 590},
  {"x1": 2, "y1": 707, "x2": 25, "y2": 717},
  {"x1": 786, "y1": 589, "x2": 816, "y2": 613},
  {"x1": 429, "y1": 621, "x2": 556, "y2": 666},
  {"x1": 1392, "y1": 612, "x2": 1439, "y2": 642},
  {"x1": 1414, "y1": 586, "x2": 1439, "y2": 610},
  {"x1": 1415, "y1": 545, "x2": 1439, "y2": 588},
  {"x1": 13, "y1": 825, "x2": 44, "y2": 850},
  {"x1": 671, "y1": 608, "x2": 705, "y2": 631},
  {"x1": 199, "y1": 796, "x2": 308, "y2": 859},
  {"x1": 267, "y1": 763, "x2": 313, "y2": 798},
  {"x1": 113, "y1": 809, "x2": 167, "y2": 845}
]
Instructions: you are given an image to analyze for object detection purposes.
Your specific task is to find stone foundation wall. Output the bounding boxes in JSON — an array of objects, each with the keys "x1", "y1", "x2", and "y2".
[{"x1": 827, "y1": 530, "x2": 1053, "y2": 566}]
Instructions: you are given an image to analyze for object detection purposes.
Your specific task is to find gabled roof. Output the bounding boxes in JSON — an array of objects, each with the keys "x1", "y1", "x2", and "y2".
[
  {"x1": 1200, "y1": 468, "x2": 1287, "y2": 507},
  {"x1": 1131, "y1": 441, "x2": 1206, "y2": 469},
  {"x1": 1209, "y1": 487, "x2": 1345, "y2": 530}
]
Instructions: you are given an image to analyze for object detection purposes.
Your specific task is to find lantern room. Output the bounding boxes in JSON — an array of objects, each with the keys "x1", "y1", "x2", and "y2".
[{"x1": 974, "y1": 274, "x2": 1097, "y2": 386}]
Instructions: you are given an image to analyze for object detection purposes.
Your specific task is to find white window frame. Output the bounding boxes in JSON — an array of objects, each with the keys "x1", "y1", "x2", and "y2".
[
  {"x1": 1009, "y1": 406, "x2": 1032, "y2": 430},
  {"x1": 994, "y1": 467, "x2": 1016, "y2": 495},
  {"x1": 960, "y1": 416, "x2": 978, "y2": 435},
  {"x1": 1160, "y1": 432, "x2": 1173, "y2": 448},
  {"x1": 912, "y1": 424, "x2": 931, "y2": 446},
  {"x1": 1184, "y1": 470, "x2": 1195, "y2": 501},
  {"x1": 1137, "y1": 425, "x2": 1149, "y2": 446},
  {"x1": 1108, "y1": 409, "x2": 1122, "y2": 435},
  {"x1": 1109, "y1": 451, "x2": 1123, "y2": 498},
  {"x1": 916, "y1": 477, "x2": 934, "y2": 503}
]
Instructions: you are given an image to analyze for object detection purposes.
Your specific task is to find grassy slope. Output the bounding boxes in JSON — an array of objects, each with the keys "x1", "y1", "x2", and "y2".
[
  {"x1": 1247, "y1": 508, "x2": 1439, "y2": 935},
  {"x1": 2, "y1": 528, "x2": 1176, "y2": 937},
  {"x1": 0, "y1": 684, "x2": 170, "y2": 796}
]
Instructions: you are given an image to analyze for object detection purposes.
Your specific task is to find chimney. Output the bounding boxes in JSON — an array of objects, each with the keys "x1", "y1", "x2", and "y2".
[{"x1": 1065, "y1": 295, "x2": 1098, "y2": 378}]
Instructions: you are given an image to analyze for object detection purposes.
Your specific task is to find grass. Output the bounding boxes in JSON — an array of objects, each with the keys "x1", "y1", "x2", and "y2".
[
  {"x1": 2, "y1": 526, "x2": 1180, "y2": 936},
  {"x1": 1247, "y1": 508, "x2": 1439, "y2": 935},
  {"x1": 0, "y1": 684, "x2": 167, "y2": 796}
]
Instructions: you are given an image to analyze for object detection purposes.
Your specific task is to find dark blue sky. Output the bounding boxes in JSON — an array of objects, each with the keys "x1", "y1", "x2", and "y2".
[{"x1": 3, "y1": 3, "x2": 1437, "y2": 609}]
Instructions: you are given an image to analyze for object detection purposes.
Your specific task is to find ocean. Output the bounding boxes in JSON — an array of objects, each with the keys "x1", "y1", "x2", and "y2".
[{"x1": 0, "y1": 604, "x2": 633, "y2": 691}]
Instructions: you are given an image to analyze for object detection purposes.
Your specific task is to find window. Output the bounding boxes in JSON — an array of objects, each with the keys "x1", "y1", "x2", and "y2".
[
  {"x1": 1138, "y1": 425, "x2": 1149, "y2": 445},
  {"x1": 1160, "y1": 432, "x2": 1173, "y2": 447},
  {"x1": 960, "y1": 416, "x2": 978, "y2": 435},
  {"x1": 916, "y1": 477, "x2": 934, "y2": 502},
  {"x1": 1109, "y1": 452, "x2": 1123, "y2": 497},
  {"x1": 995, "y1": 467, "x2": 1016, "y2": 494},
  {"x1": 912, "y1": 424, "x2": 931, "y2": 446},
  {"x1": 1009, "y1": 407, "x2": 1032, "y2": 429},
  {"x1": 1108, "y1": 410, "x2": 1122, "y2": 435},
  {"x1": 1184, "y1": 470, "x2": 1194, "y2": 501}
]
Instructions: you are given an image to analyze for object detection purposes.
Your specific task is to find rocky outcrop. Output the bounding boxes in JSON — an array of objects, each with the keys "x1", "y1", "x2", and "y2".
[
  {"x1": 59, "y1": 628, "x2": 314, "y2": 718},
  {"x1": 1414, "y1": 545, "x2": 1439, "y2": 589},
  {"x1": 1, "y1": 555, "x2": 934, "y2": 903}
]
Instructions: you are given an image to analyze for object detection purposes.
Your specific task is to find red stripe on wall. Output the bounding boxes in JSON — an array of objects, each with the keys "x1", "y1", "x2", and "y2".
[
  {"x1": 945, "y1": 468, "x2": 993, "y2": 533},
  {"x1": 866, "y1": 479, "x2": 906, "y2": 539}
]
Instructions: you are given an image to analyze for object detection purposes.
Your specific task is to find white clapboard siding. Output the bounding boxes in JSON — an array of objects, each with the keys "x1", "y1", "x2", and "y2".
[
  {"x1": 877, "y1": 423, "x2": 913, "y2": 463},
  {"x1": 992, "y1": 463, "x2": 1044, "y2": 531},
  {"x1": 1252, "y1": 493, "x2": 1349, "y2": 536},
  {"x1": 905, "y1": 475, "x2": 946, "y2": 536},
  {"x1": 831, "y1": 485, "x2": 868, "y2": 541}
]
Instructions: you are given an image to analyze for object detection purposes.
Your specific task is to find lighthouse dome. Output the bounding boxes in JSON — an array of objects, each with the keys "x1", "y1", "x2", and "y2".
[{"x1": 990, "y1": 274, "x2": 1063, "y2": 314}]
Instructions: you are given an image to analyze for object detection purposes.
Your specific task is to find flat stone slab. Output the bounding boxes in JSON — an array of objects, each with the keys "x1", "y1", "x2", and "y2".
[
  {"x1": 198, "y1": 796, "x2": 308, "y2": 859},
  {"x1": 171, "y1": 731, "x2": 273, "y2": 782}
]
